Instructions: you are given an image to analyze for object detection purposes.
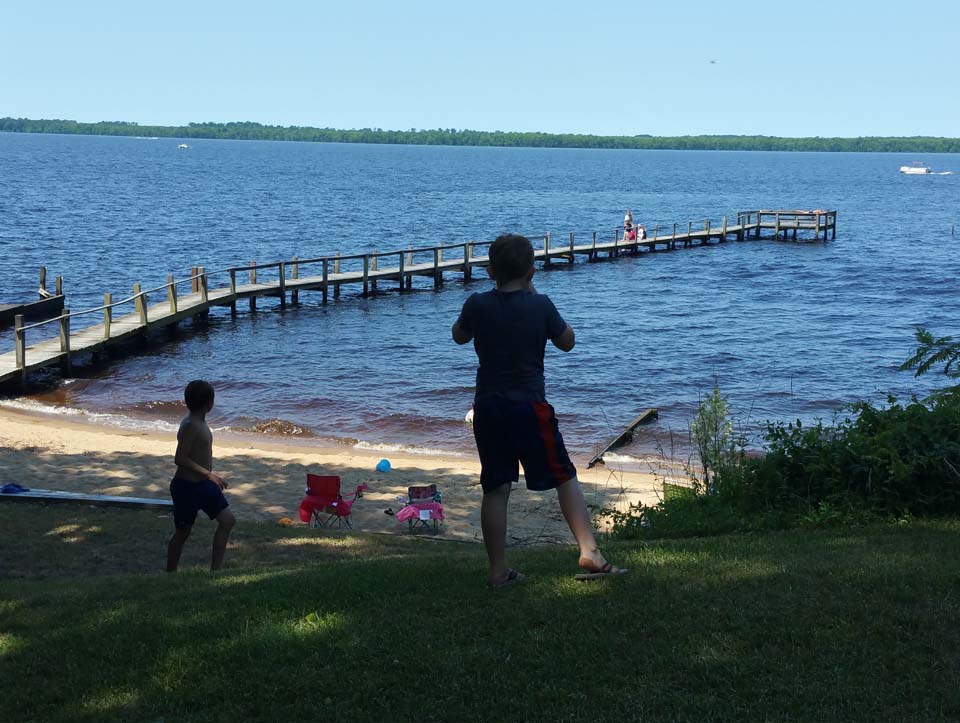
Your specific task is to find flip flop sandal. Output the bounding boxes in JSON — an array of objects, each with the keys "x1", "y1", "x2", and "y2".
[
  {"x1": 575, "y1": 562, "x2": 629, "y2": 581},
  {"x1": 488, "y1": 569, "x2": 527, "y2": 590}
]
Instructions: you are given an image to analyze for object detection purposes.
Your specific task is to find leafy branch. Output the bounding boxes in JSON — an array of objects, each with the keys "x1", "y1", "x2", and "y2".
[{"x1": 899, "y1": 327, "x2": 960, "y2": 379}]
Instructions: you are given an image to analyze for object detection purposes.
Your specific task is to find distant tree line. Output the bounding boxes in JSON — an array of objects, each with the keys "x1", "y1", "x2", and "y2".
[{"x1": 2, "y1": 117, "x2": 959, "y2": 153}]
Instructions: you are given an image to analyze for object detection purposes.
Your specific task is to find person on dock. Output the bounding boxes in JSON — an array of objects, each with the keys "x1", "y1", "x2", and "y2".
[
  {"x1": 166, "y1": 379, "x2": 236, "y2": 572},
  {"x1": 452, "y1": 233, "x2": 627, "y2": 588},
  {"x1": 624, "y1": 209, "x2": 634, "y2": 240}
]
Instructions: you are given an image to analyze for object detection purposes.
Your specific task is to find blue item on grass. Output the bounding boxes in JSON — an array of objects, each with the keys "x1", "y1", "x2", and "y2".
[
  {"x1": 376, "y1": 459, "x2": 392, "y2": 473},
  {"x1": 1, "y1": 484, "x2": 30, "y2": 494}
]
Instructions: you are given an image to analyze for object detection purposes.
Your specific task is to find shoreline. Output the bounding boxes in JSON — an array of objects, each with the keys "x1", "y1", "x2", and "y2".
[{"x1": 0, "y1": 405, "x2": 667, "y2": 544}]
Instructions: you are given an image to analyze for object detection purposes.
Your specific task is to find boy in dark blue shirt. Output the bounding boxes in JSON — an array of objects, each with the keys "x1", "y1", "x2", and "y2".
[{"x1": 453, "y1": 234, "x2": 627, "y2": 588}]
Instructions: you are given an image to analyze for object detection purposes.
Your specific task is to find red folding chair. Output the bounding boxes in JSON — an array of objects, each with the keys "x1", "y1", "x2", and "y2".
[{"x1": 298, "y1": 474, "x2": 368, "y2": 530}]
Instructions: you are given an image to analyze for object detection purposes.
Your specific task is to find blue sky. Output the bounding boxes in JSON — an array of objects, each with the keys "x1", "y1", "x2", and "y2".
[{"x1": 3, "y1": 0, "x2": 958, "y2": 137}]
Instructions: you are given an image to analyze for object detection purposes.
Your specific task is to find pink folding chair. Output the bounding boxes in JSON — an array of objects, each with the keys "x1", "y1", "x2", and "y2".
[
  {"x1": 298, "y1": 474, "x2": 368, "y2": 530},
  {"x1": 395, "y1": 484, "x2": 444, "y2": 533}
]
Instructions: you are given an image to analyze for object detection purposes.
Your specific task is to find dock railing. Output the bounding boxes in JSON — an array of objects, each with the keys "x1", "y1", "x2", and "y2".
[{"x1": 13, "y1": 269, "x2": 211, "y2": 373}]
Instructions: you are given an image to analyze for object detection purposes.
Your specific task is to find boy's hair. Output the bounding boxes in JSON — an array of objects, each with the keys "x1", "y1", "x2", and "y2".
[
  {"x1": 489, "y1": 234, "x2": 534, "y2": 285},
  {"x1": 184, "y1": 380, "x2": 215, "y2": 413}
]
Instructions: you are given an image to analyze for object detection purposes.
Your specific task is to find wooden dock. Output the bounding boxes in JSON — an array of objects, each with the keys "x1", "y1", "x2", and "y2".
[
  {"x1": 0, "y1": 268, "x2": 65, "y2": 329},
  {"x1": 0, "y1": 210, "x2": 836, "y2": 388}
]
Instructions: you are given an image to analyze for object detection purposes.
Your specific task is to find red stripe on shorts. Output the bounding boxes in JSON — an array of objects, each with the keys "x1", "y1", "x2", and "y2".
[{"x1": 533, "y1": 402, "x2": 568, "y2": 483}]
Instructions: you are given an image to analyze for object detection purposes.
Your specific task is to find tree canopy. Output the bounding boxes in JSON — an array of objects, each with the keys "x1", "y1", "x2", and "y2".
[{"x1": 3, "y1": 117, "x2": 959, "y2": 153}]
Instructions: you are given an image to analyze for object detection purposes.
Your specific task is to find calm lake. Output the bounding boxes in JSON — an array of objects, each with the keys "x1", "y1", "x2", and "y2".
[{"x1": 1, "y1": 132, "x2": 957, "y2": 462}]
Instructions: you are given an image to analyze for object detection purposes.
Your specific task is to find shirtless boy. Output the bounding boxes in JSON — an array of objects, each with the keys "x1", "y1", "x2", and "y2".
[{"x1": 165, "y1": 380, "x2": 236, "y2": 572}]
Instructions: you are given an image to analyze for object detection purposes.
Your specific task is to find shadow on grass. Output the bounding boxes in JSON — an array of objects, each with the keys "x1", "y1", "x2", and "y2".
[
  {"x1": 0, "y1": 503, "x2": 469, "y2": 580},
  {"x1": 2, "y1": 522, "x2": 960, "y2": 722}
]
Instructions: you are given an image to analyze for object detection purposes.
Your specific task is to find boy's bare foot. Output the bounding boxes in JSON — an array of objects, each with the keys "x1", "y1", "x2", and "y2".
[
  {"x1": 577, "y1": 555, "x2": 628, "y2": 579},
  {"x1": 488, "y1": 569, "x2": 527, "y2": 590}
]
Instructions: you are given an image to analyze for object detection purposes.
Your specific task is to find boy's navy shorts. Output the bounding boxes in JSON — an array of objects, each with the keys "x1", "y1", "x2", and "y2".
[
  {"x1": 170, "y1": 478, "x2": 229, "y2": 529},
  {"x1": 472, "y1": 395, "x2": 577, "y2": 493}
]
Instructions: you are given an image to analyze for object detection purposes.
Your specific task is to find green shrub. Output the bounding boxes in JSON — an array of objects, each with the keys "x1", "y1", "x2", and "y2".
[
  {"x1": 690, "y1": 382, "x2": 743, "y2": 490},
  {"x1": 737, "y1": 390, "x2": 960, "y2": 515},
  {"x1": 599, "y1": 336, "x2": 960, "y2": 540},
  {"x1": 596, "y1": 494, "x2": 785, "y2": 540}
]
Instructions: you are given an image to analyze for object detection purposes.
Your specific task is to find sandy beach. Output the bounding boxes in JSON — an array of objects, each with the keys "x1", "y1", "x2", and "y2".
[{"x1": 0, "y1": 405, "x2": 666, "y2": 544}]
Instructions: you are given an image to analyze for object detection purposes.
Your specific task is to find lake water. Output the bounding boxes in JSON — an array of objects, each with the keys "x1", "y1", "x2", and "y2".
[{"x1": 1, "y1": 132, "x2": 957, "y2": 462}]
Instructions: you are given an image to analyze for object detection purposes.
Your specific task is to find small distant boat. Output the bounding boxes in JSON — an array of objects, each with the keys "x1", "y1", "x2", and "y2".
[
  {"x1": 178, "y1": 143, "x2": 189, "y2": 149},
  {"x1": 900, "y1": 161, "x2": 932, "y2": 175}
]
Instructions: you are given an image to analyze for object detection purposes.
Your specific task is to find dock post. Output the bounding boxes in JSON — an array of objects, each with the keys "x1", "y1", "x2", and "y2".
[
  {"x1": 721, "y1": 215, "x2": 727, "y2": 239},
  {"x1": 774, "y1": 213, "x2": 781, "y2": 240},
  {"x1": 815, "y1": 213, "x2": 821, "y2": 240},
  {"x1": 406, "y1": 247, "x2": 414, "y2": 289},
  {"x1": 228, "y1": 270, "x2": 237, "y2": 315},
  {"x1": 334, "y1": 252, "x2": 341, "y2": 298},
  {"x1": 590, "y1": 231, "x2": 597, "y2": 261},
  {"x1": 292, "y1": 257, "x2": 299, "y2": 305},
  {"x1": 832, "y1": 212, "x2": 837, "y2": 240},
  {"x1": 704, "y1": 218, "x2": 711, "y2": 244},
  {"x1": 433, "y1": 247, "x2": 441, "y2": 288},
  {"x1": 322, "y1": 259, "x2": 329, "y2": 304},
  {"x1": 249, "y1": 261, "x2": 257, "y2": 311},
  {"x1": 103, "y1": 294, "x2": 112, "y2": 338},
  {"x1": 134, "y1": 283, "x2": 148, "y2": 326},
  {"x1": 569, "y1": 232, "x2": 575, "y2": 263},
  {"x1": 362, "y1": 255, "x2": 370, "y2": 296},
  {"x1": 14, "y1": 315, "x2": 25, "y2": 370},
  {"x1": 687, "y1": 221, "x2": 692, "y2": 247},
  {"x1": 39, "y1": 267, "x2": 47, "y2": 298},
  {"x1": 464, "y1": 243, "x2": 473, "y2": 281},
  {"x1": 612, "y1": 229, "x2": 619, "y2": 258},
  {"x1": 544, "y1": 233, "x2": 551, "y2": 265},
  {"x1": 199, "y1": 270, "x2": 208, "y2": 304},
  {"x1": 278, "y1": 263, "x2": 286, "y2": 307},
  {"x1": 371, "y1": 250, "x2": 378, "y2": 292},
  {"x1": 191, "y1": 267, "x2": 199, "y2": 293},
  {"x1": 671, "y1": 222, "x2": 677, "y2": 249},
  {"x1": 653, "y1": 225, "x2": 659, "y2": 248},
  {"x1": 59, "y1": 309, "x2": 71, "y2": 374},
  {"x1": 167, "y1": 275, "x2": 178, "y2": 314},
  {"x1": 55, "y1": 276, "x2": 63, "y2": 297},
  {"x1": 398, "y1": 251, "x2": 405, "y2": 292}
]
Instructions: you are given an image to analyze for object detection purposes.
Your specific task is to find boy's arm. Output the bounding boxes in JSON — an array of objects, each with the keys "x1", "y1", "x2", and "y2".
[
  {"x1": 551, "y1": 324, "x2": 576, "y2": 352},
  {"x1": 452, "y1": 319, "x2": 473, "y2": 345},
  {"x1": 452, "y1": 295, "x2": 474, "y2": 345},
  {"x1": 539, "y1": 291, "x2": 575, "y2": 352}
]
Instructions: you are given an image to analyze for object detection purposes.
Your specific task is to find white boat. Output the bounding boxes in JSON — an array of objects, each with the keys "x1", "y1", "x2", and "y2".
[
  {"x1": 178, "y1": 143, "x2": 189, "y2": 149},
  {"x1": 900, "y1": 161, "x2": 932, "y2": 174}
]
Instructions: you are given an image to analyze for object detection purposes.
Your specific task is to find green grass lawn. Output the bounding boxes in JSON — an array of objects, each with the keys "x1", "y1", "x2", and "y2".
[{"x1": 2, "y1": 505, "x2": 959, "y2": 722}]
